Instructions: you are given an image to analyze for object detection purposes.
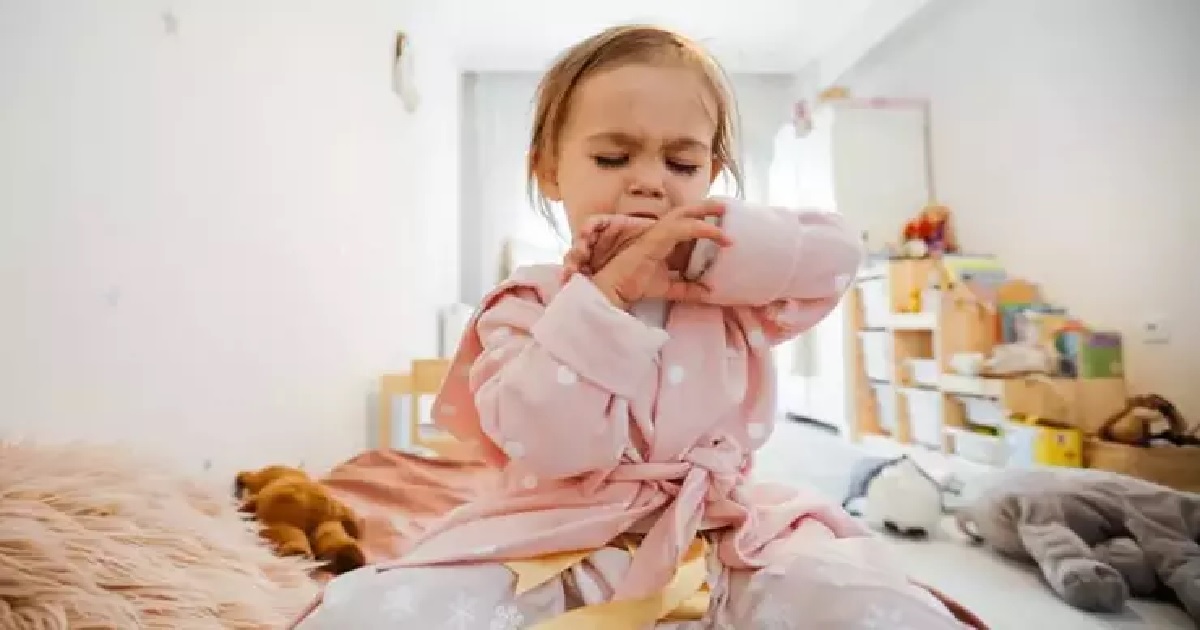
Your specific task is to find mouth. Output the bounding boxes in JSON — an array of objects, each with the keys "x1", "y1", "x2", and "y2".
[{"x1": 627, "y1": 211, "x2": 659, "y2": 220}]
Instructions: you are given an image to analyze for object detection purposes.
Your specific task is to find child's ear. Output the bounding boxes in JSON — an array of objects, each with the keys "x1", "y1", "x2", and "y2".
[{"x1": 533, "y1": 153, "x2": 562, "y2": 201}]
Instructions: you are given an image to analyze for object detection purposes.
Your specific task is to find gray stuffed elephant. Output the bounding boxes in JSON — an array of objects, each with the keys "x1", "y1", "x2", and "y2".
[{"x1": 956, "y1": 468, "x2": 1200, "y2": 621}]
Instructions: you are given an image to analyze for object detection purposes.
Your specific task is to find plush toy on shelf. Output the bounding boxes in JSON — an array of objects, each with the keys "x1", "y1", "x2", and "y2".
[
  {"x1": 901, "y1": 204, "x2": 960, "y2": 257},
  {"x1": 235, "y1": 465, "x2": 366, "y2": 575}
]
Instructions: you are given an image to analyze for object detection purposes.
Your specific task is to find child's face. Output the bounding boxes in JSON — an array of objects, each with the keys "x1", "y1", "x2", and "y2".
[{"x1": 539, "y1": 64, "x2": 721, "y2": 236}]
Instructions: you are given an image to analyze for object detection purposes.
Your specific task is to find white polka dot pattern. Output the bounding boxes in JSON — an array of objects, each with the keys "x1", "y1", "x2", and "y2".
[
  {"x1": 503, "y1": 441, "x2": 525, "y2": 458},
  {"x1": 489, "y1": 327, "x2": 512, "y2": 344},
  {"x1": 556, "y1": 364, "x2": 577, "y2": 385},
  {"x1": 666, "y1": 365, "x2": 686, "y2": 384}
]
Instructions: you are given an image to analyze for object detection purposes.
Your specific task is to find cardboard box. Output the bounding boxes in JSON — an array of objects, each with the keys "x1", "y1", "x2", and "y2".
[
  {"x1": 1058, "y1": 330, "x2": 1125, "y2": 378},
  {"x1": 1066, "y1": 377, "x2": 1129, "y2": 435},
  {"x1": 992, "y1": 376, "x2": 1127, "y2": 436}
]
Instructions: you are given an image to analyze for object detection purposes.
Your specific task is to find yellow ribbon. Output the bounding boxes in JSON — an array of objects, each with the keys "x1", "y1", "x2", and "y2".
[{"x1": 503, "y1": 537, "x2": 711, "y2": 629}]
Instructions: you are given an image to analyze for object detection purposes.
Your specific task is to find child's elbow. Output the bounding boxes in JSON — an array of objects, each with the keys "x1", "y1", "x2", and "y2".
[
  {"x1": 806, "y1": 212, "x2": 864, "y2": 274},
  {"x1": 791, "y1": 212, "x2": 864, "y2": 300}
]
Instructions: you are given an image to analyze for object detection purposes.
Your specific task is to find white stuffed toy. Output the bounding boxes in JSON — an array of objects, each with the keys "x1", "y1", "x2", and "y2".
[{"x1": 844, "y1": 456, "x2": 945, "y2": 537}]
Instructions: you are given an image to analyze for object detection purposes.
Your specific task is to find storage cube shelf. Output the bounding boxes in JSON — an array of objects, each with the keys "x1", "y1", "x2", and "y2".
[
  {"x1": 906, "y1": 359, "x2": 940, "y2": 387},
  {"x1": 947, "y1": 427, "x2": 1008, "y2": 466},
  {"x1": 954, "y1": 394, "x2": 1007, "y2": 428},
  {"x1": 900, "y1": 387, "x2": 944, "y2": 448},
  {"x1": 858, "y1": 331, "x2": 892, "y2": 381},
  {"x1": 872, "y1": 382, "x2": 898, "y2": 434},
  {"x1": 844, "y1": 255, "x2": 1126, "y2": 468}
]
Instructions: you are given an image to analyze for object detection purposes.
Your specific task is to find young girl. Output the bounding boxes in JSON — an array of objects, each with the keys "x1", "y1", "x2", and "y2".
[{"x1": 294, "y1": 25, "x2": 974, "y2": 630}]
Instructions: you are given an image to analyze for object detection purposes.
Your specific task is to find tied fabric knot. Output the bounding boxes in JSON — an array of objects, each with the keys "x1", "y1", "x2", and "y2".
[
  {"x1": 684, "y1": 439, "x2": 742, "y2": 501},
  {"x1": 596, "y1": 439, "x2": 745, "y2": 602}
]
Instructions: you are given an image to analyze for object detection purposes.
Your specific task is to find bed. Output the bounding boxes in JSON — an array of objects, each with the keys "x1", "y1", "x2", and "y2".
[{"x1": 313, "y1": 448, "x2": 989, "y2": 628}]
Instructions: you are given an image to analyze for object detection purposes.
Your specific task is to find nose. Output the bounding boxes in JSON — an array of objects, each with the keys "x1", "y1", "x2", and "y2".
[{"x1": 626, "y1": 160, "x2": 666, "y2": 201}]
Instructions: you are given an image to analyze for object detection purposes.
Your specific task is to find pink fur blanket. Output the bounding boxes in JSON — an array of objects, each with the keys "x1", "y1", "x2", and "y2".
[{"x1": 0, "y1": 441, "x2": 318, "y2": 629}]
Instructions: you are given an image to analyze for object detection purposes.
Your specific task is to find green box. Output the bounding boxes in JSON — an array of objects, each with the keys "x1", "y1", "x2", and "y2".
[{"x1": 1058, "y1": 330, "x2": 1124, "y2": 378}]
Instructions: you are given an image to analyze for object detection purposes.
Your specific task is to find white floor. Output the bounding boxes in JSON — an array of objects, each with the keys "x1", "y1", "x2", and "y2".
[{"x1": 753, "y1": 419, "x2": 1194, "y2": 629}]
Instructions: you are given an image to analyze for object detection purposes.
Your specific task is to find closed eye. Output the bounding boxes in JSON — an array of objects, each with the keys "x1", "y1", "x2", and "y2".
[
  {"x1": 667, "y1": 160, "x2": 700, "y2": 176},
  {"x1": 593, "y1": 154, "x2": 700, "y2": 176},
  {"x1": 594, "y1": 155, "x2": 628, "y2": 168}
]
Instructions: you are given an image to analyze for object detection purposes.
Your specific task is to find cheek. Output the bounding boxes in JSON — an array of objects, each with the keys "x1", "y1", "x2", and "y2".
[
  {"x1": 559, "y1": 164, "x2": 622, "y2": 230},
  {"x1": 668, "y1": 170, "x2": 717, "y2": 205}
]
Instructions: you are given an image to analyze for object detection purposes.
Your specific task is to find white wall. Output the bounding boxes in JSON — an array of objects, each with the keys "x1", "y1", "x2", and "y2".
[
  {"x1": 843, "y1": 0, "x2": 1200, "y2": 415},
  {"x1": 458, "y1": 71, "x2": 794, "y2": 303},
  {"x1": 0, "y1": 0, "x2": 461, "y2": 475},
  {"x1": 458, "y1": 72, "x2": 555, "y2": 304}
]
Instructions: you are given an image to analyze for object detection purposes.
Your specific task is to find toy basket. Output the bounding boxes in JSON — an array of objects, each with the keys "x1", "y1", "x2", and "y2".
[{"x1": 1085, "y1": 395, "x2": 1200, "y2": 491}]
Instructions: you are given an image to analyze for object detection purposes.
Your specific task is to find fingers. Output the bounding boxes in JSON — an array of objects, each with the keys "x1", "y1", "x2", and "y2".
[
  {"x1": 581, "y1": 214, "x2": 656, "y2": 272},
  {"x1": 560, "y1": 236, "x2": 592, "y2": 281},
  {"x1": 580, "y1": 215, "x2": 612, "y2": 242},
  {"x1": 659, "y1": 279, "x2": 711, "y2": 302},
  {"x1": 563, "y1": 215, "x2": 634, "y2": 280},
  {"x1": 676, "y1": 217, "x2": 732, "y2": 246},
  {"x1": 564, "y1": 215, "x2": 619, "y2": 281},
  {"x1": 651, "y1": 270, "x2": 711, "y2": 302},
  {"x1": 666, "y1": 199, "x2": 727, "y2": 220},
  {"x1": 635, "y1": 217, "x2": 731, "y2": 261},
  {"x1": 567, "y1": 207, "x2": 726, "y2": 282},
  {"x1": 593, "y1": 214, "x2": 650, "y2": 230}
]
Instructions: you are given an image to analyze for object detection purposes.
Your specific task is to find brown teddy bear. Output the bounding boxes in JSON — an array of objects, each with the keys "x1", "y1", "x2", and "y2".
[{"x1": 234, "y1": 465, "x2": 366, "y2": 575}]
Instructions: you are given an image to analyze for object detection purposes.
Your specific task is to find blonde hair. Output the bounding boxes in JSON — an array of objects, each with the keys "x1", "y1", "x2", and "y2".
[{"x1": 526, "y1": 24, "x2": 744, "y2": 228}]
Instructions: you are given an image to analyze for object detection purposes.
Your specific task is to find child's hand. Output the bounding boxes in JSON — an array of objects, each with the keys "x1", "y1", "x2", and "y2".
[
  {"x1": 586, "y1": 201, "x2": 730, "y2": 308},
  {"x1": 561, "y1": 214, "x2": 652, "y2": 280}
]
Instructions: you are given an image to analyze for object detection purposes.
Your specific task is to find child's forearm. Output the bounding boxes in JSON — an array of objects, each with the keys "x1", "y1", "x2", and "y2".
[{"x1": 685, "y1": 202, "x2": 863, "y2": 307}]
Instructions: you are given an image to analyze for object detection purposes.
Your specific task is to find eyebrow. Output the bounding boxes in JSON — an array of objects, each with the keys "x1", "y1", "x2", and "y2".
[{"x1": 586, "y1": 131, "x2": 710, "y2": 153}]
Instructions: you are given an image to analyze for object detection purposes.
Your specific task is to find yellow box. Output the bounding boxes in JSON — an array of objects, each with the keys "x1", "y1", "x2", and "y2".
[{"x1": 1006, "y1": 415, "x2": 1084, "y2": 468}]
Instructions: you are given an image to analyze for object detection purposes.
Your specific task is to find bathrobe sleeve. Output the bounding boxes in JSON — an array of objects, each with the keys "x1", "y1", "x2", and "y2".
[
  {"x1": 431, "y1": 266, "x2": 668, "y2": 480},
  {"x1": 687, "y1": 201, "x2": 864, "y2": 345}
]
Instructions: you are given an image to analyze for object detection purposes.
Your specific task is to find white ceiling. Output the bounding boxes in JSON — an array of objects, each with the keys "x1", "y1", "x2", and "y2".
[{"x1": 447, "y1": 0, "x2": 877, "y2": 74}]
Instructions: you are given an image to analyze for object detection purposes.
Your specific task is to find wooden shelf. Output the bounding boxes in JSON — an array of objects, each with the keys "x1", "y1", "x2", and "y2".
[
  {"x1": 889, "y1": 312, "x2": 937, "y2": 330},
  {"x1": 846, "y1": 256, "x2": 1127, "y2": 468}
]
